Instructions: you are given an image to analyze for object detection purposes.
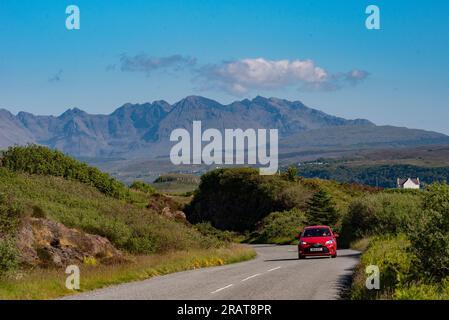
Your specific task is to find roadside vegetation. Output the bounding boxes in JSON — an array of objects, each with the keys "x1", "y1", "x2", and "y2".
[
  {"x1": 185, "y1": 166, "x2": 377, "y2": 242},
  {"x1": 247, "y1": 208, "x2": 307, "y2": 244},
  {"x1": 348, "y1": 184, "x2": 449, "y2": 299},
  {"x1": 0, "y1": 245, "x2": 255, "y2": 300},
  {"x1": 0, "y1": 145, "x2": 255, "y2": 299}
]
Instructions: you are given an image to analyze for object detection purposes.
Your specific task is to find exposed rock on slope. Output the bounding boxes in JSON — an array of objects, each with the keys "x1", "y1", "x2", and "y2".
[{"x1": 17, "y1": 217, "x2": 124, "y2": 267}]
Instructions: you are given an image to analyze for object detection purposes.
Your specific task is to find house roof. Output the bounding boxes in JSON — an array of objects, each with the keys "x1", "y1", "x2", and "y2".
[{"x1": 397, "y1": 178, "x2": 420, "y2": 186}]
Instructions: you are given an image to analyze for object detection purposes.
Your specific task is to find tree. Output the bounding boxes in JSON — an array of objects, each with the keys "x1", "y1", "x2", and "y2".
[{"x1": 306, "y1": 189, "x2": 339, "y2": 227}]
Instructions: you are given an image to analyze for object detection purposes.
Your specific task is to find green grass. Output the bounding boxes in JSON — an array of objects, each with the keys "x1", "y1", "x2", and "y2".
[{"x1": 0, "y1": 245, "x2": 256, "y2": 300}]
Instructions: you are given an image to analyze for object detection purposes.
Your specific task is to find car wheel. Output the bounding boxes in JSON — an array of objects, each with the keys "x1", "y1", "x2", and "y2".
[
  {"x1": 298, "y1": 253, "x2": 304, "y2": 260},
  {"x1": 331, "y1": 253, "x2": 337, "y2": 259}
]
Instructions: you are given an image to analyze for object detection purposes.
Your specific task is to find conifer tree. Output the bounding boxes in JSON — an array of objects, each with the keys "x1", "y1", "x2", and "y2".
[{"x1": 306, "y1": 189, "x2": 339, "y2": 226}]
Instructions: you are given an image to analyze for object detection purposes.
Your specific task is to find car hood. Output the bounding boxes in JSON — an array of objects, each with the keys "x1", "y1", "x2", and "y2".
[{"x1": 300, "y1": 236, "x2": 332, "y2": 244}]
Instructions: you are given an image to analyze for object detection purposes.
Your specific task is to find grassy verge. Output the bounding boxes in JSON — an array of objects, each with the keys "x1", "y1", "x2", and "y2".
[
  {"x1": 0, "y1": 244, "x2": 256, "y2": 300},
  {"x1": 350, "y1": 235, "x2": 412, "y2": 300},
  {"x1": 350, "y1": 235, "x2": 449, "y2": 300}
]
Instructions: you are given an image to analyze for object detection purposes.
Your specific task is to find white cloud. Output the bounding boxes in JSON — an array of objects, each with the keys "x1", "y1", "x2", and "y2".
[{"x1": 197, "y1": 58, "x2": 369, "y2": 95}]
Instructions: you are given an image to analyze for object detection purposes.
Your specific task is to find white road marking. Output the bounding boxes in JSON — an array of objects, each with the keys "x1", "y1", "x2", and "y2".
[
  {"x1": 211, "y1": 284, "x2": 233, "y2": 294},
  {"x1": 267, "y1": 266, "x2": 281, "y2": 272},
  {"x1": 241, "y1": 273, "x2": 261, "y2": 282}
]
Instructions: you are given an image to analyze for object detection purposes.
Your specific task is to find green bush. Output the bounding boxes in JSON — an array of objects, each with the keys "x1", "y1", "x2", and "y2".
[
  {"x1": 248, "y1": 208, "x2": 306, "y2": 244},
  {"x1": 340, "y1": 192, "x2": 421, "y2": 247},
  {"x1": 282, "y1": 166, "x2": 298, "y2": 182},
  {"x1": 0, "y1": 194, "x2": 21, "y2": 277},
  {"x1": 130, "y1": 180, "x2": 156, "y2": 194},
  {"x1": 185, "y1": 168, "x2": 311, "y2": 231},
  {"x1": 407, "y1": 183, "x2": 449, "y2": 280},
  {"x1": 0, "y1": 239, "x2": 18, "y2": 277},
  {"x1": 1, "y1": 145, "x2": 129, "y2": 199},
  {"x1": 0, "y1": 193, "x2": 22, "y2": 236}
]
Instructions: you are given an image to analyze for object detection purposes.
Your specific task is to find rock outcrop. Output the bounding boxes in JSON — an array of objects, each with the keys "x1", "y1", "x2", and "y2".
[{"x1": 17, "y1": 217, "x2": 124, "y2": 268}]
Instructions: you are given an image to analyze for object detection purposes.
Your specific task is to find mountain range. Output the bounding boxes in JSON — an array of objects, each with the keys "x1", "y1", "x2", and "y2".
[{"x1": 1, "y1": 96, "x2": 448, "y2": 160}]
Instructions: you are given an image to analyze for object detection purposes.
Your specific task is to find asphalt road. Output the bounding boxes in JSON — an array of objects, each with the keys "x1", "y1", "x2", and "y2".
[{"x1": 66, "y1": 245, "x2": 360, "y2": 300}]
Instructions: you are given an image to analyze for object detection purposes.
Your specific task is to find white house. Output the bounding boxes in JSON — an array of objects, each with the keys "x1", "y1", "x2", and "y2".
[{"x1": 397, "y1": 178, "x2": 420, "y2": 189}]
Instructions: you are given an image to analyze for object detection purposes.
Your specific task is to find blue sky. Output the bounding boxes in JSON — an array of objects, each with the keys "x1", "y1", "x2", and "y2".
[{"x1": 1, "y1": 0, "x2": 448, "y2": 133}]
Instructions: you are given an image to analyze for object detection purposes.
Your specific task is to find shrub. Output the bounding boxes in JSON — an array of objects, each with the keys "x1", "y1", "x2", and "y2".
[
  {"x1": 282, "y1": 166, "x2": 298, "y2": 182},
  {"x1": 1, "y1": 145, "x2": 129, "y2": 199},
  {"x1": 0, "y1": 239, "x2": 18, "y2": 277},
  {"x1": 185, "y1": 168, "x2": 296, "y2": 231},
  {"x1": 407, "y1": 183, "x2": 449, "y2": 280},
  {"x1": 0, "y1": 193, "x2": 22, "y2": 236},
  {"x1": 340, "y1": 192, "x2": 421, "y2": 247},
  {"x1": 130, "y1": 181, "x2": 156, "y2": 195},
  {"x1": 248, "y1": 208, "x2": 306, "y2": 244},
  {"x1": 0, "y1": 193, "x2": 21, "y2": 277}
]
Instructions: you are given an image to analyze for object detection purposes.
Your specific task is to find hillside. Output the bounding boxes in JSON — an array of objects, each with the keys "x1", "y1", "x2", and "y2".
[
  {"x1": 0, "y1": 168, "x2": 218, "y2": 255},
  {"x1": 0, "y1": 146, "x2": 254, "y2": 299}
]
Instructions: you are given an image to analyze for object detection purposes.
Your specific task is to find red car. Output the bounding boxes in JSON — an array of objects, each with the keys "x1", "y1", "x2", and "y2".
[{"x1": 296, "y1": 226, "x2": 338, "y2": 259}]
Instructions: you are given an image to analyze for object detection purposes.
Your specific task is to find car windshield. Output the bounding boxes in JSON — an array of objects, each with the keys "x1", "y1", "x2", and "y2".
[{"x1": 302, "y1": 228, "x2": 331, "y2": 237}]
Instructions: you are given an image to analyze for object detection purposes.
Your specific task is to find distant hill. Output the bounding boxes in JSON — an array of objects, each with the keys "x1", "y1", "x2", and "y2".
[{"x1": 2, "y1": 96, "x2": 448, "y2": 160}]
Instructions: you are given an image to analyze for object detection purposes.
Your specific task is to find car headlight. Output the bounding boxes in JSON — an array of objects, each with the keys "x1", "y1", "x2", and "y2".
[
  {"x1": 300, "y1": 241, "x2": 307, "y2": 245},
  {"x1": 325, "y1": 240, "x2": 334, "y2": 245}
]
